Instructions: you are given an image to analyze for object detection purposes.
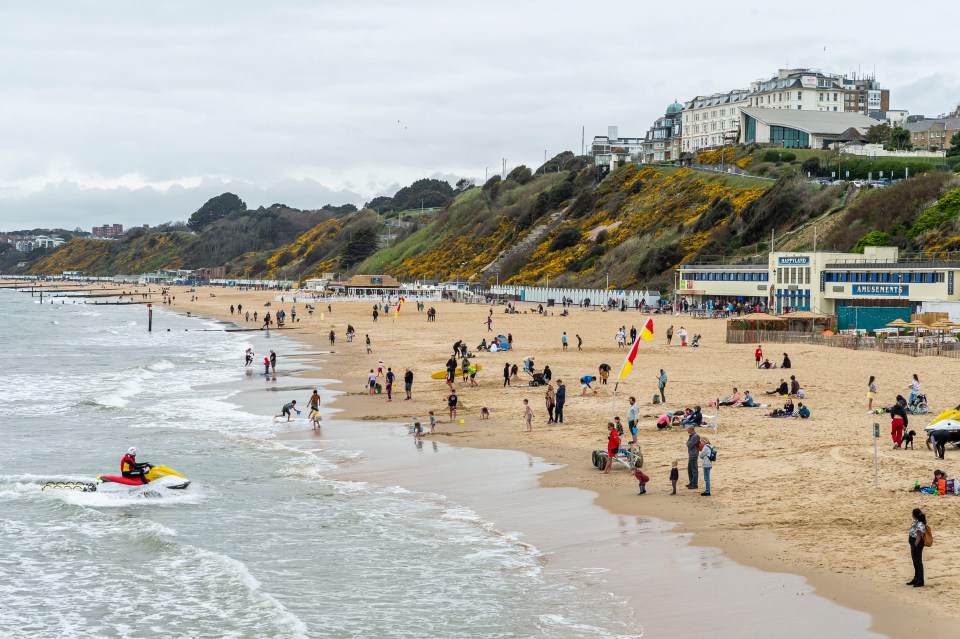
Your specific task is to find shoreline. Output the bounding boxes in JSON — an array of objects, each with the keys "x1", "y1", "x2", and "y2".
[{"x1": 10, "y1": 281, "x2": 959, "y2": 636}]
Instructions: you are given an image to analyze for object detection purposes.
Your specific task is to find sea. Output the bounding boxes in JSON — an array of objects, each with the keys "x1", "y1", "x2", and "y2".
[{"x1": 0, "y1": 290, "x2": 641, "y2": 639}]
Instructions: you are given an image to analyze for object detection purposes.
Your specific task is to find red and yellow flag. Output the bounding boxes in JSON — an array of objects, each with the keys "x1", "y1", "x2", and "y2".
[
  {"x1": 640, "y1": 317, "x2": 654, "y2": 342},
  {"x1": 394, "y1": 297, "x2": 405, "y2": 318},
  {"x1": 618, "y1": 319, "x2": 653, "y2": 381}
]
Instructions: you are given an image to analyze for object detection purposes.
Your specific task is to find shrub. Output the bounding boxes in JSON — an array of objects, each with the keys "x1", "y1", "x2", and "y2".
[
  {"x1": 853, "y1": 231, "x2": 891, "y2": 253},
  {"x1": 908, "y1": 189, "x2": 960, "y2": 238},
  {"x1": 762, "y1": 150, "x2": 796, "y2": 163},
  {"x1": 548, "y1": 228, "x2": 581, "y2": 252},
  {"x1": 548, "y1": 181, "x2": 575, "y2": 207}
]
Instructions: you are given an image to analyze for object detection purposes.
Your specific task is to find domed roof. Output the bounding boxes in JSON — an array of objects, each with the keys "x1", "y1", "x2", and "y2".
[{"x1": 666, "y1": 100, "x2": 683, "y2": 115}]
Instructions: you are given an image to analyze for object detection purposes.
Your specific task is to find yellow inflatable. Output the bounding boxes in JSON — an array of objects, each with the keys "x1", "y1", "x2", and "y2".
[{"x1": 430, "y1": 365, "x2": 482, "y2": 380}]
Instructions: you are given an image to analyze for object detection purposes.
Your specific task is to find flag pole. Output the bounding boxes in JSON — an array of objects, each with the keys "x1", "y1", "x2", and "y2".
[{"x1": 611, "y1": 381, "x2": 619, "y2": 421}]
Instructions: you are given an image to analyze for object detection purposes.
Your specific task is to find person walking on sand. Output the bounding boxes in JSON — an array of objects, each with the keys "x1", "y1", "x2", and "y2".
[
  {"x1": 404, "y1": 368, "x2": 413, "y2": 400},
  {"x1": 561, "y1": 332, "x2": 568, "y2": 351},
  {"x1": 868, "y1": 376, "x2": 877, "y2": 411},
  {"x1": 519, "y1": 398, "x2": 531, "y2": 432},
  {"x1": 699, "y1": 437, "x2": 714, "y2": 496},
  {"x1": 503, "y1": 362, "x2": 511, "y2": 387},
  {"x1": 908, "y1": 508, "x2": 928, "y2": 587},
  {"x1": 329, "y1": 330, "x2": 336, "y2": 346},
  {"x1": 755, "y1": 345, "x2": 763, "y2": 367},
  {"x1": 486, "y1": 316, "x2": 492, "y2": 331},
  {"x1": 576, "y1": 334, "x2": 582, "y2": 351},
  {"x1": 666, "y1": 325, "x2": 674, "y2": 346},
  {"x1": 367, "y1": 370, "x2": 376, "y2": 395},
  {"x1": 366, "y1": 334, "x2": 372, "y2": 354},
  {"x1": 602, "y1": 422, "x2": 620, "y2": 474},
  {"x1": 627, "y1": 396, "x2": 639, "y2": 444},
  {"x1": 890, "y1": 395, "x2": 908, "y2": 449},
  {"x1": 545, "y1": 383, "x2": 556, "y2": 423},
  {"x1": 657, "y1": 369, "x2": 668, "y2": 403},
  {"x1": 555, "y1": 380, "x2": 566, "y2": 424},
  {"x1": 685, "y1": 426, "x2": 700, "y2": 489},
  {"x1": 385, "y1": 367, "x2": 395, "y2": 402}
]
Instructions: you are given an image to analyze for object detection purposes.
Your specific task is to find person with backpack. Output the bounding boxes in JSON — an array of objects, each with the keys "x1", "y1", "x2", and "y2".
[
  {"x1": 908, "y1": 508, "x2": 929, "y2": 587},
  {"x1": 699, "y1": 437, "x2": 715, "y2": 496}
]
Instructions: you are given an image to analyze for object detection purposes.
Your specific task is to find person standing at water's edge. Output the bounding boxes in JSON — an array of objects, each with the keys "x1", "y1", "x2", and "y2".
[
  {"x1": 269, "y1": 350, "x2": 277, "y2": 374},
  {"x1": 523, "y1": 399, "x2": 533, "y2": 432},
  {"x1": 686, "y1": 426, "x2": 700, "y2": 489},
  {"x1": 554, "y1": 380, "x2": 566, "y2": 424},
  {"x1": 404, "y1": 368, "x2": 413, "y2": 400},
  {"x1": 908, "y1": 508, "x2": 928, "y2": 587},
  {"x1": 699, "y1": 437, "x2": 714, "y2": 496}
]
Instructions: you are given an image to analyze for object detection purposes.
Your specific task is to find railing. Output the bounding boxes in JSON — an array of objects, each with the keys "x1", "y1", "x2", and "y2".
[{"x1": 727, "y1": 329, "x2": 960, "y2": 358}]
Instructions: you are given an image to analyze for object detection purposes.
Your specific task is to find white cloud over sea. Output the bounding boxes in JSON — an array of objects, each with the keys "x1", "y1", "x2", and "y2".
[{"x1": 0, "y1": 1, "x2": 957, "y2": 230}]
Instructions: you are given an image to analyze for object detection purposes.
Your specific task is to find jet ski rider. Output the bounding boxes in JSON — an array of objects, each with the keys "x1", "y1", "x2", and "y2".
[{"x1": 121, "y1": 447, "x2": 150, "y2": 484}]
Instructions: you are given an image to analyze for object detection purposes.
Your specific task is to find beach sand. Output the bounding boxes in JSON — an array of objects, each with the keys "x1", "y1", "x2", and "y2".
[{"x1": 16, "y1": 281, "x2": 960, "y2": 636}]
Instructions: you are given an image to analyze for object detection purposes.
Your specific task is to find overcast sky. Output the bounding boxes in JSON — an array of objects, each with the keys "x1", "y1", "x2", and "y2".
[{"x1": 1, "y1": 1, "x2": 958, "y2": 231}]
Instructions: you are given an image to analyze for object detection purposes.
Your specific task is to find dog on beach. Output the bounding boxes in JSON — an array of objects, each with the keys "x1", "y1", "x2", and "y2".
[{"x1": 902, "y1": 430, "x2": 916, "y2": 450}]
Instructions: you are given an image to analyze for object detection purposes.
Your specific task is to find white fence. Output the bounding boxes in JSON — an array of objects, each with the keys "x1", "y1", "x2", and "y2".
[{"x1": 488, "y1": 285, "x2": 660, "y2": 307}]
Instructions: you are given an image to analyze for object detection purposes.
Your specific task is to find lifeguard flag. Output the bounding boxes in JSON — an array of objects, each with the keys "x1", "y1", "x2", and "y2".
[
  {"x1": 640, "y1": 318, "x2": 654, "y2": 342},
  {"x1": 618, "y1": 319, "x2": 653, "y2": 381},
  {"x1": 394, "y1": 297, "x2": 405, "y2": 318}
]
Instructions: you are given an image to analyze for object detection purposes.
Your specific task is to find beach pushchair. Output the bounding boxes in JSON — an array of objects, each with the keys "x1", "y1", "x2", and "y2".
[
  {"x1": 527, "y1": 371, "x2": 547, "y2": 387},
  {"x1": 908, "y1": 394, "x2": 929, "y2": 415}
]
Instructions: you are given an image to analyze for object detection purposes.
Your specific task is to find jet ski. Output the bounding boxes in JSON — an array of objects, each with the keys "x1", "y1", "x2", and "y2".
[
  {"x1": 924, "y1": 409, "x2": 960, "y2": 434},
  {"x1": 98, "y1": 464, "x2": 191, "y2": 490}
]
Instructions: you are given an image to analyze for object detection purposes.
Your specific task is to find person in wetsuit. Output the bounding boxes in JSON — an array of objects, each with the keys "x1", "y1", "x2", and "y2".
[{"x1": 121, "y1": 447, "x2": 150, "y2": 484}]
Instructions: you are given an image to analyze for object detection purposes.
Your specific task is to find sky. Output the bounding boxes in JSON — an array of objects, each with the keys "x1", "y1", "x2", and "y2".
[{"x1": 1, "y1": 1, "x2": 958, "y2": 231}]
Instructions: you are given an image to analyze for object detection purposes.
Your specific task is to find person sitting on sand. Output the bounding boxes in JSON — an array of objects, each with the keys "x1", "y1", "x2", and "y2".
[
  {"x1": 766, "y1": 379, "x2": 788, "y2": 396},
  {"x1": 738, "y1": 391, "x2": 757, "y2": 407},
  {"x1": 477, "y1": 338, "x2": 488, "y2": 351},
  {"x1": 789, "y1": 375, "x2": 801, "y2": 397},
  {"x1": 782, "y1": 353, "x2": 792, "y2": 369},
  {"x1": 760, "y1": 358, "x2": 774, "y2": 369},
  {"x1": 718, "y1": 388, "x2": 741, "y2": 407},
  {"x1": 794, "y1": 402, "x2": 810, "y2": 419},
  {"x1": 681, "y1": 406, "x2": 703, "y2": 426}
]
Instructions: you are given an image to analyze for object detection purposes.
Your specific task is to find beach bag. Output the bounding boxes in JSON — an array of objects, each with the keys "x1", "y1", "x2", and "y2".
[
  {"x1": 797, "y1": 388, "x2": 805, "y2": 399},
  {"x1": 652, "y1": 394, "x2": 661, "y2": 404},
  {"x1": 924, "y1": 524, "x2": 933, "y2": 548}
]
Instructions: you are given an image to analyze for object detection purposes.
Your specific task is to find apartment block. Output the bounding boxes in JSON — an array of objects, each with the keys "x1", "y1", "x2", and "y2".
[
  {"x1": 92, "y1": 223, "x2": 124, "y2": 238},
  {"x1": 681, "y1": 89, "x2": 749, "y2": 153}
]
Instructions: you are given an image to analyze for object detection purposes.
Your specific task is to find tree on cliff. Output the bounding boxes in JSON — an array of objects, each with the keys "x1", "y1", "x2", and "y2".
[{"x1": 188, "y1": 193, "x2": 247, "y2": 232}]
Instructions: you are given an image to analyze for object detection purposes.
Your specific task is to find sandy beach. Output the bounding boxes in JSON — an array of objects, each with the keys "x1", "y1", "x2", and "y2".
[{"x1": 14, "y1": 280, "x2": 960, "y2": 636}]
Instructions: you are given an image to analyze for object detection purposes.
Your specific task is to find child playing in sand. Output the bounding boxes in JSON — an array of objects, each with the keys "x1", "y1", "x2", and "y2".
[
  {"x1": 413, "y1": 421, "x2": 423, "y2": 439},
  {"x1": 633, "y1": 466, "x2": 650, "y2": 495},
  {"x1": 428, "y1": 411, "x2": 437, "y2": 433},
  {"x1": 670, "y1": 461, "x2": 679, "y2": 494},
  {"x1": 480, "y1": 406, "x2": 490, "y2": 419},
  {"x1": 523, "y1": 399, "x2": 533, "y2": 432}
]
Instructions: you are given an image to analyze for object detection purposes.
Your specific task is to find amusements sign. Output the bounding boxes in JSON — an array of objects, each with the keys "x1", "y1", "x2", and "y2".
[{"x1": 852, "y1": 284, "x2": 909, "y2": 296}]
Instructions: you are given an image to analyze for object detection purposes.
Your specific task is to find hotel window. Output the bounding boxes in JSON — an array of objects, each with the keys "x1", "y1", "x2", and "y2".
[
  {"x1": 797, "y1": 91, "x2": 802, "y2": 100},
  {"x1": 777, "y1": 268, "x2": 783, "y2": 284},
  {"x1": 833, "y1": 92, "x2": 838, "y2": 101},
  {"x1": 819, "y1": 92, "x2": 824, "y2": 101}
]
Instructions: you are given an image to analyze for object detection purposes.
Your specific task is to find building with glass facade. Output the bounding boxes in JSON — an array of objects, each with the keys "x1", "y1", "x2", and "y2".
[
  {"x1": 739, "y1": 107, "x2": 880, "y2": 149},
  {"x1": 677, "y1": 247, "x2": 960, "y2": 316}
]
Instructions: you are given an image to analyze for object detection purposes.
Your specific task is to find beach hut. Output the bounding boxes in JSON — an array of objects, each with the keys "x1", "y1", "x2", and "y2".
[
  {"x1": 783, "y1": 310, "x2": 833, "y2": 334},
  {"x1": 726, "y1": 312, "x2": 787, "y2": 343}
]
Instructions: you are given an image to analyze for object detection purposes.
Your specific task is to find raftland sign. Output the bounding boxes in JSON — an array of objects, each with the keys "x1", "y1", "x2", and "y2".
[
  {"x1": 778, "y1": 256, "x2": 810, "y2": 266},
  {"x1": 852, "y1": 284, "x2": 909, "y2": 296}
]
